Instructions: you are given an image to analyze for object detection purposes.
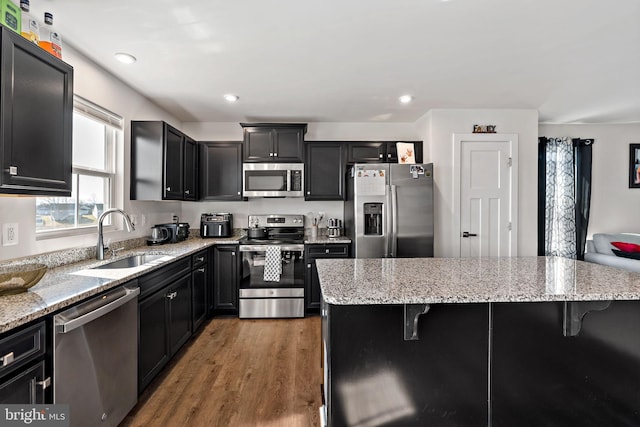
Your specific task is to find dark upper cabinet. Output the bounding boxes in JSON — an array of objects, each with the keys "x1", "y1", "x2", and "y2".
[
  {"x1": 347, "y1": 141, "x2": 423, "y2": 163},
  {"x1": 240, "y1": 123, "x2": 306, "y2": 162},
  {"x1": 200, "y1": 141, "x2": 243, "y2": 201},
  {"x1": 0, "y1": 26, "x2": 73, "y2": 196},
  {"x1": 131, "y1": 121, "x2": 198, "y2": 201},
  {"x1": 305, "y1": 142, "x2": 346, "y2": 201},
  {"x1": 183, "y1": 136, "x2": 198, "y2": 201},
  {"x1": 213, "y1": 245, "x2": 239, "y2": 315}
]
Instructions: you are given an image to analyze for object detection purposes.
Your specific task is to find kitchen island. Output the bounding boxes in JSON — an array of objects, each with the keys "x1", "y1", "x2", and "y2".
[{"x1": 316, "y1": 256, "x2": 640, "y2": 427}]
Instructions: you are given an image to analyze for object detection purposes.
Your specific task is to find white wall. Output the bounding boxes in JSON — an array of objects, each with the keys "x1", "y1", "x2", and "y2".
[
  {"x1": 416, "y1": 109, "x2": 539, "y2": 257},
  {"x1": 0, "y1": 44, "x2": 181, "y2": 262},
  {"x1": 539, "y1": 123, "x2": 640, "y2": 238},
  {"x1": 181, "y1": 122, "x2": 420, "y2": 229}
]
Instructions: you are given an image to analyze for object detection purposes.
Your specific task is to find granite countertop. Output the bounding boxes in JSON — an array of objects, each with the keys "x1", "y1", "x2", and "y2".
[
  {"x1": 316, "y1": 256, "x2": 640, "y2": 305},
  {"x1": 0, "y1": 234, "x2": 241, "y2": 334}
]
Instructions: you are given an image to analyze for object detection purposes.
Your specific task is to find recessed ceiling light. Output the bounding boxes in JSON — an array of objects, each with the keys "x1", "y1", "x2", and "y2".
[
  {"x1": 114, "y1": 52, "x2": 136, "y2": 64},
  {"x1": 224, "y1": 94, "x2": 239, "y2": 102},
  {"x1": 399, "y1": 95, "x2": 413, "y2": 104}
]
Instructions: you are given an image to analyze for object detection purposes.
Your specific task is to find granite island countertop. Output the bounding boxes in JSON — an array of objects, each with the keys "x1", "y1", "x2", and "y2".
[
  {"x1": 316, "y1": 256, "x2": 640, "y2": 305},
  {"x1": 0, "y1": 235, "x2": 241, "y2": 334}
]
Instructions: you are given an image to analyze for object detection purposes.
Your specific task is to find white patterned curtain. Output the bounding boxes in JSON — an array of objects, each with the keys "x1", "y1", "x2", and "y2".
[{"x1": 544, "y1": 137, "x2": 576, "y2": 258}]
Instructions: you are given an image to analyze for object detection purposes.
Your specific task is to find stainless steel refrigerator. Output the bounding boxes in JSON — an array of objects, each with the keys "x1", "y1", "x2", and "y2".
[{"x1": 344, "y1": 163, "x2": 434, "y2": 258}]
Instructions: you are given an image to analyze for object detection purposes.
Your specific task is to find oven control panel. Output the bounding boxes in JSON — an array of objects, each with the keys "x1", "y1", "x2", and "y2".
[{"x1": 247, "y1": 214, "x2": 305, "y2": 227}]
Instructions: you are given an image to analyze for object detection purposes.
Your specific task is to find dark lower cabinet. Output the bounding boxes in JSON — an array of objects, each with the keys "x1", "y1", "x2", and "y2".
[
  {"x1": 305, "y1": 143, "x2": 346, "y2": 201},
  {"x1": 199, "y1": 141, "x2": 243, "y2": 201},
  {"x1": 492, "y1": 301, "x2": 640, "y2": 427},
  {"x1": 305, "y1": 244, "x2": 350, "y2": 313},
  {"x1": 323, "y1": 303, "x2": 489, "y2": 427},
  {"x1": 0, "y1": 361, "x2": 46, "y2": 404},
  {"x1": 213, "y1": 245, "x2": 239, "y2": 315},
  {"x1": 138, "y1": 259, "x2": 193, "y2": 393},
  {"x1": 0, "y1": 320, "x2": 49, "y2": 404},
  {"x1": 191, "y1": 250, "x2": 209, "y2": 331}
]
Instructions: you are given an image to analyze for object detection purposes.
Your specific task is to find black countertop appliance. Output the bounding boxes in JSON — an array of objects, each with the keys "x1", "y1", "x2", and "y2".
[{"x1": 201, "y1": 213, "x2": 233, "y2": 238}]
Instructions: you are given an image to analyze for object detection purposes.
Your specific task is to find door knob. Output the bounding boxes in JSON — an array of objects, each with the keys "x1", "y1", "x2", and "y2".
[{"x1": 462, "y1": 232, "x2": 478, "y2": 238}]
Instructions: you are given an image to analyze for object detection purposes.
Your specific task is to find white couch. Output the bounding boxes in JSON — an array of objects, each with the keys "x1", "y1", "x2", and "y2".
[{"x1": 584, "y1": 233, "x2": 640, "y2": 272}]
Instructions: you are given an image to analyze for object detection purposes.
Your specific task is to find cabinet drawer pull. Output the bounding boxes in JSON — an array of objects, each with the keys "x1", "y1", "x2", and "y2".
[
  {"x1": 379, "y1": 153, "x2": 383, "y2": 159},
  {"x1": 325, "y1": 249, "x2": 330, "y2": 254},
  {"x1": 197, "y1": 268, "x2": 205, "y2": 273},
  {"x1": 166, "y1": 292, "x2": 177, "y2": 300},
  {"x1": 1, "y1": 352, "x2": 14, "y2": 367},
  {"x1": 196, "y1": 256, "x2": 205, "y2": 262},
  {"x1": 36, "y1": 377, "x2": 51, "y2": 390},
  {"x1": 269, "y1": 153, "x2": 274, "y2": 157},
  {"x1": 274, "y1": 152, "x2": 278, "y2": 157},
  {"x1": 307, "y1": 264, "x2": 312, "y2": 268},
  {"x1": 8, "y1": 166, "x2": 17, "y2": 175}
]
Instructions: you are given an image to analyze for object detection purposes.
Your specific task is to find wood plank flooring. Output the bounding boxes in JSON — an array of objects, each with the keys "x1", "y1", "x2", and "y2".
[{"x1": 121, "y1": 316, "x2": 322, "y2": 427}]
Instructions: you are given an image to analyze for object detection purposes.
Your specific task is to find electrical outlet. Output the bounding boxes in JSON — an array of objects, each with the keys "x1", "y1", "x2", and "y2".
[{"x1": 3, "y1": 223, "x2": 18, "y2": 246}]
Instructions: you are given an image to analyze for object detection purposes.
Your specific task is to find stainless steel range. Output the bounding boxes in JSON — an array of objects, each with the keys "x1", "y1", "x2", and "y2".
[{"x1": 239, "y1": 214, "x2": 305, "y2": 318}]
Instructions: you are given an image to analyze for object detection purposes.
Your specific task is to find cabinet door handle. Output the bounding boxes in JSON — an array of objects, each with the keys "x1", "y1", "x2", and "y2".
[
  {"x1": 274, "y1": 152, "x2": 278, "y2": 157},
  {"x1": 232, "y1": 251, "x2": 236, "y2": 256},
  {"x1": 185, "y1": 190, "x2": 190, "y2": 195},
  {"x1": 325, "y1": 249, "x2": 330, "y2": 254},
  {"x1": 307, "y1": 264, "x2": 311, "y2": 269},
  {"x1": 379, "y1": 153, "x2": 383, "y2": 159},
  {"x1": 269, "y1": 153, "x2": 274, "y2": 157},
  {"x1": 8, "y1": 166, "x2": 17, "y2": 175},
  {"x1": 196, "y1": 256, "x2": 205, "y2": 262},
  {"x1": 0, "y1": 352, "x2": 14, "y2": 367},
  {"x1": 36, "y1": 377, "x2": 51, "y2": 390},
  {"x1": 387, "y1": 153, "x2": 392, "y2": 158},
  {"x1": 307, "y1": 191, "x2": 310, "y2": 195},
  {"x1": 197, "y1": 268, "x2": 205, "y2": 273},
  {"x1": 166, "y1": 186, "x2": 171, "y2": 191},
  {"x1": 237, "y1": 192, "x2": 241, "y2": 196}
]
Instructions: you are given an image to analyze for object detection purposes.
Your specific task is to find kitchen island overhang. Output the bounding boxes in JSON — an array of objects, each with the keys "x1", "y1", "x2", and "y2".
[{"x1": 317, "y1": 256, "x2": 640, "y2": 427}]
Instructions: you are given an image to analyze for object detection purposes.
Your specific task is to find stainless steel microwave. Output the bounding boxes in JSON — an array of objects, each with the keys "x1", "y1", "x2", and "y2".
[{"x1": 242, "y1": 163, "x2": 304, "y2": 197}]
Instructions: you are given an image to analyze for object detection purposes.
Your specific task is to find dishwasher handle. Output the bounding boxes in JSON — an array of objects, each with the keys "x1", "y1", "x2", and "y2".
[{"x1": 55, "y1": 286, "x2": 140, "y2": 334}]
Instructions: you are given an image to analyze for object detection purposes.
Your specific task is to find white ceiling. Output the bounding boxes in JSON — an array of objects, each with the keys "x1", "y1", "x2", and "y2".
[{"x1": 31, "y1": 0, "x2": 640, "y2": 124}]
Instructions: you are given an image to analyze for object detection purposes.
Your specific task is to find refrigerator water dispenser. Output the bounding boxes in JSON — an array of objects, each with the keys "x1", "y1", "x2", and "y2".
[{"x1": 363, "y1": 203, "x2": 383, "y2": 235}]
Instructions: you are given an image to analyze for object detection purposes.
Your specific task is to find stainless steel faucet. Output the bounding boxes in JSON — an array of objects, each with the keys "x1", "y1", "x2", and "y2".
[{"x1": 96, "y1": 208, "x2": 135, "y2": 260}]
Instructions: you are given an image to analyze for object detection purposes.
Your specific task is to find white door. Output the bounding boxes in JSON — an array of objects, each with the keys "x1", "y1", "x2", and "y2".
[{"x1": 454, "y1": 134, "x2": 518, "y2": 257}]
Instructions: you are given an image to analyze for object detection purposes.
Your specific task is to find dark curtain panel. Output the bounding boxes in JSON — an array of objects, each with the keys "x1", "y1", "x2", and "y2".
[
  {"x1": 537, "y1": 137, "x2": 594, "y2": 259},
  {"x1": 573, "y1": 138, "x2": 593, "y2": 260},
  {"x1": 538, "y1": 137, "x2": 548, "y2": 256}
]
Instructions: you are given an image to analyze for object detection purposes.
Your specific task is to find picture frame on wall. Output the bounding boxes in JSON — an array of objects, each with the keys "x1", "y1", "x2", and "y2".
[{"x1": 629, "y1": 144, "x2": 640, "y2": 188}]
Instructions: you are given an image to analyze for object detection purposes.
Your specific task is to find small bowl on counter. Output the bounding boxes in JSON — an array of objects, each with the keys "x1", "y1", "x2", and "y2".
[{"x1": 0, "y1": 263, "x2": 47, "y2": 296}]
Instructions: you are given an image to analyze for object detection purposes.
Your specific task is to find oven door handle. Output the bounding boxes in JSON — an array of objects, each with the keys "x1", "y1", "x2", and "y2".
[{"x1": 239, "y1": 245, "x2": 304, "y2": 252}]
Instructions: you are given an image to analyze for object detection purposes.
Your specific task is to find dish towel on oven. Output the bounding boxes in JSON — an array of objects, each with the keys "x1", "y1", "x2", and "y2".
[{"x1": 263, "y1": 245, "x2": 282, "y2": 282}]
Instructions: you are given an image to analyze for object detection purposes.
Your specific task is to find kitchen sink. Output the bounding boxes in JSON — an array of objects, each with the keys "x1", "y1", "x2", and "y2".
[{"x1": 93, "y1": 254, "x2": 169, "y2": 270}]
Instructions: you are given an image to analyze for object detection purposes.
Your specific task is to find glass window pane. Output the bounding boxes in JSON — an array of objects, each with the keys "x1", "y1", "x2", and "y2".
[
  {"x1": 78, "y1": 175, "x2": 108, "y2": 226},
  {"x1": 73, "y1": 113, "x2": 106, "y2": 170},
  {"x1": 36, "y1": 178, "x2": 77, "y2": 232}
]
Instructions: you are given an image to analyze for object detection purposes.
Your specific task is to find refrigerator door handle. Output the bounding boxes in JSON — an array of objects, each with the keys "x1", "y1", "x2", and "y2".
[
  {"x1": 390, "y1": 184, "x2": 398, "y2": 257},
  {"x1": 385, "y1": 185, "x2": 393, "y2": 257}
]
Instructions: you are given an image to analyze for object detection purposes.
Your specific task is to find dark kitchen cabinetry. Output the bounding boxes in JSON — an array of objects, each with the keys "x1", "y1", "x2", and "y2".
[
  {"x1": 347, "y1": 141, "x2": 423, "y2": 163},
  {"x1": 0, "y1": 321, "x2": 49, "y2": 404},
  {"x1": 191, "y1": 249, "x2": 209, "y2": 331},
  {"x1": 240, "y1": 123, "x2": 307, "y2": 162},
  {"x1": 131, "y1": 121, "x2": 198, "y2": 201},
  {"x1": 0, "y1": 26, "x2": 73, "y2": 196},
  {"x1": 138, "y1": 258, "x2": 192, "y2": 393},
  {"x1": 304, "y1": 143, "x2": 346, "y2": 201},
  {"x1": 213, "y1": 245, "x2": 240, "y2": 315},
  {"x1": 199, "y1": 141, "x2": 244, "y2": 201},
  {"x1": 305, "y1": 244, "x2": 350, "y2": 313},
  {"x1": 323, "y1": 302, "x2": 489, "y2": 426},
  {"x1": 492, "y1": 301, "x2": 640, "y2": 426}
]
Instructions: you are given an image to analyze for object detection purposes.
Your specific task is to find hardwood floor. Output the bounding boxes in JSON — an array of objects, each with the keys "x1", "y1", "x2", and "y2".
[{"x1": 121, "y1": 316, "x2": 322, "y2": 427}]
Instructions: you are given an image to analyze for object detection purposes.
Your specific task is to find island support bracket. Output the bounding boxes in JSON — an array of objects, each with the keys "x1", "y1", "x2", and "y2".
[
  {"x1": 563, "y1": 300, "x2": 611, "y2": 337},
  {"x1": 404, "y1": 304, "x2": 430, "y2": 340}
]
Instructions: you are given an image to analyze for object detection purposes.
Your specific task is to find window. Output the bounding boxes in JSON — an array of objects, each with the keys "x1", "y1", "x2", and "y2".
[{"x1": 36, "y1": 96, "x2": 122, "y2": 234}]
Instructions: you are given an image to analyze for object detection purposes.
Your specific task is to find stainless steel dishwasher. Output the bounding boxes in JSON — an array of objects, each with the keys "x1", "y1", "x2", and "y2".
[{"x1": 53, "y1": 283, "x2": 139, "y2": 427}]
